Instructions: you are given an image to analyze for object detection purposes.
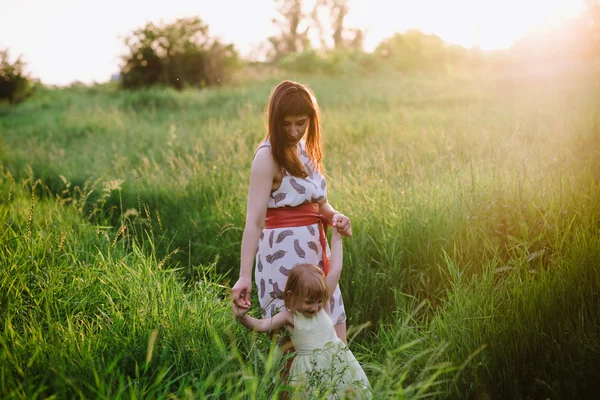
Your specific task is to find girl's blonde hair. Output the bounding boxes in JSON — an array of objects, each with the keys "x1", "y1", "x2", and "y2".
[{"x1": 283, "y1": 263, "x2": 328, "y2": 313}]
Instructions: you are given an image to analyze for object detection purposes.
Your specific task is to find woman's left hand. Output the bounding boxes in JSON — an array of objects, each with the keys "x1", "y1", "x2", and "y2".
[{"x1": 332, "y1": 213, "x2": 352, "y2": 237}]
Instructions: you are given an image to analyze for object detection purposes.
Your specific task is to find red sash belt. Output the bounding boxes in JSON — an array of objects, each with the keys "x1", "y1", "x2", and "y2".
[{"x1": 265, "y1": 203, "x2": 330, "y2": 276}]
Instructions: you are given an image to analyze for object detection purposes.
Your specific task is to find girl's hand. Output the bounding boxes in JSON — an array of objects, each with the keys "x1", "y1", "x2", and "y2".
[
  {"x1": 232, "y1": 301, "x2": 250, "y2": 319},
  {"x1": 332, "y1": 213, "x2": 351, "y2": 237}
]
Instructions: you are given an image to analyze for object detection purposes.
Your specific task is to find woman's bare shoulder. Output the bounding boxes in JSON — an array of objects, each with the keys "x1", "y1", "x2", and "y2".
[{"x1": 252, "y1": 144, "x2": 279, "y2": 174}]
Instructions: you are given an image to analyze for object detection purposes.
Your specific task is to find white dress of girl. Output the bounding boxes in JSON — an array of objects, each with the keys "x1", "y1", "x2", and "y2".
[{"x1": 289, "y1": 309, "x2": 371, "y2": 399}]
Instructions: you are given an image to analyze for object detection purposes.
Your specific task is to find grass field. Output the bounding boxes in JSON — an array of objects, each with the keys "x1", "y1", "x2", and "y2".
[{"x1": 1, "y1": 64, "x2": 600, "y2": 399}]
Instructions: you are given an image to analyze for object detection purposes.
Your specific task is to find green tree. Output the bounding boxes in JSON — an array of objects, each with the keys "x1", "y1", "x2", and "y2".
[
  {"x1": 376, "y1": 30, "x2": 447, "y2": 71},
  {"x1": 120, "y1": 17, "x2": 238, "y2": 90},
  {"x1": 0, "y1": 49, "x2": 32, "y2": 104}
]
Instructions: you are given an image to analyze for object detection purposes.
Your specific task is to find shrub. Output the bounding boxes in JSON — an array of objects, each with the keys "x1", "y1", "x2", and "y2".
[
  {"x1": 120, "y1": 17, "x2": 239, "y2": 90},
  {"x1": 278, "y1": 49, "x2": 381, "y2": 76},
  {"x1": 278, "y1": 49, "x2": 323, "y2": 74},
  {"x1": 375, "y1": 30, "x2": 447, "y2": 72},
  {"x1": 0, "y1": 49, "x2": 32, "y2": 104}
]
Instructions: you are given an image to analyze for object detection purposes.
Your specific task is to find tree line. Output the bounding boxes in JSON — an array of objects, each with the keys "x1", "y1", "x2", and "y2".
[{"x1": 2, "y1": 0, "x2": 599, "y2": 103}]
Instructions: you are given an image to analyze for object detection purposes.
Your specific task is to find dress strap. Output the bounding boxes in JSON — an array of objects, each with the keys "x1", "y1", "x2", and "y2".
[{"x1": 253, "y1": 142, "x2": 271, "y2": 160}]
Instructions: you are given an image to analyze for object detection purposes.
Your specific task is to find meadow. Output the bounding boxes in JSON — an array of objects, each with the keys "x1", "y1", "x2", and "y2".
[{"x1": 1, "y1": 63, "x2": 600, "y2": 399}]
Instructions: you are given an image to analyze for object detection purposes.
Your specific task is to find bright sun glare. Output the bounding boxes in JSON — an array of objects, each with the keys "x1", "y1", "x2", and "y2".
[
  {"x1": 0, "y1": 0, "x2": 586, "y2": 85},
  {"x1": 350, "y1": 0, "x2": 585, "y2": 51}
]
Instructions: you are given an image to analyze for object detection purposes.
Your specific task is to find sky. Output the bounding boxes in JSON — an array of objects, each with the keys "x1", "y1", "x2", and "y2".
[{"x1": 0, "y1": 0, "x2": 585, "y2": 86}]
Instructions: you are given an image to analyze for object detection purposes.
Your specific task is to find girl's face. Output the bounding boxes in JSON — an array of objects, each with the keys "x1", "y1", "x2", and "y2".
[
  {"x1": 283, "y1": 114, "x2": 309, "y2": 144},
  {"x1": 299, "y1": 297, "x2": 324, "y2": 318}
]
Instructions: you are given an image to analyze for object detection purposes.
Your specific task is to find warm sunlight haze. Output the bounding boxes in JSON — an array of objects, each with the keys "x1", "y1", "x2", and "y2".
[
  {"x1": 2, "y1": 0, "x2": 599, "y2": 397},
  {"x1": 0, "y1": 0, "x2": 585, "y2": 85}
]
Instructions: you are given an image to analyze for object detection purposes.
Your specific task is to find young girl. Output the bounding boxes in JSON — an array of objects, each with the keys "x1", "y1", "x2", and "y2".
[{"x1": 233, "y1": 225, "x2": 371, "y2": 399}]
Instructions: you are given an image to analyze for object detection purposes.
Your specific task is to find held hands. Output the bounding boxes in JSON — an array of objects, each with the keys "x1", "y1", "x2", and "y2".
[
  {"x1": 231, "y1": 276, "x2": 252, "y2": 310},
  {"x1": 232, "y1": 278, "x2": 251, "y2": 319},
  {"x1": 331, "y1": 213, "x2": 351, "y2": 237},
  {"x1": 232, "y1": 298, "x2": 250, "y2": 319}
]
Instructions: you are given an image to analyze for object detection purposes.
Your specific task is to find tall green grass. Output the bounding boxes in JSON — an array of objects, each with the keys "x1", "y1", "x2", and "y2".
[
  {"x1": 1, "y1": 65, "x2": 600, "y2": 398},
  {"x1": 0, "y1": 170, "x2": 455, "y2": 399}
]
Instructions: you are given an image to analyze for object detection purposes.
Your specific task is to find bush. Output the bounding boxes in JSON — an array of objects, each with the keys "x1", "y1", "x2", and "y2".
[
  {"x1": 278, "y1": 49, "x2": 323, "y2": 74},
  {"x1": 321, "y1": 49, "x2": 381, "y2": 75},
  {"x1": 278, "y1": 49, "x2": 381, "y2": 76},
  {"x1": 0, "y1": 49, "x2": 32, "y2": 104},
  {"x1": 120, "y1": 17, "x2": 239, "y2": 91},
  {"x1": 375, "y1": 30, "x2": 448, "y2": 72}
]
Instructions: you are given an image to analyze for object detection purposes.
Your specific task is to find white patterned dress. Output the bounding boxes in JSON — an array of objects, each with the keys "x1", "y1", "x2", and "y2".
[{"x1": 255, "y1": 139, "x2": 346, "y2": 326}]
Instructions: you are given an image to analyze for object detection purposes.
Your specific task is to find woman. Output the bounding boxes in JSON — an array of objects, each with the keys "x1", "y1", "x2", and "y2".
[{"x1": 231, "y1": 80, "x2": 352, "y2": 342}]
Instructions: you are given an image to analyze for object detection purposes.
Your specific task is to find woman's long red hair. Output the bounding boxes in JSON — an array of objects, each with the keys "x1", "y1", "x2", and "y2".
[{"x1": 266, "y1": 80, "x2": 323, "y2": 177}]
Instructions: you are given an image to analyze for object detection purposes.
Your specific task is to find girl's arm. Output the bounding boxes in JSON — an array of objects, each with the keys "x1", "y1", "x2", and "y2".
[
  {"x1": 233, "y1": 304, "x2": 292, "y2": 333},
  {"x1": 325, "y1": 225, "x2": 343, "y2": 300},
  {"x1": 232, "y1": 147, "x2": 278, "y2": 308}
]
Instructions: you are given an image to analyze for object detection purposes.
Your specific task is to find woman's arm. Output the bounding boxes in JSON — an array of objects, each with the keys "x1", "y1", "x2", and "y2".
[
  {"x1": 232, "y1": 147, "x2": 278, "y2": 308},
  {"x1": 325, "y1": 226, "x2": 343, "y2": 300},
  {"x1": 318, "y1": 200, "x2": 352, "y2": 236}
]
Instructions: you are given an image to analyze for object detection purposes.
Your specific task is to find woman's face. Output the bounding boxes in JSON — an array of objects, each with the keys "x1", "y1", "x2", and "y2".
[{"x1": 283, "y1": 114, "x2": 309, "y2": 144}]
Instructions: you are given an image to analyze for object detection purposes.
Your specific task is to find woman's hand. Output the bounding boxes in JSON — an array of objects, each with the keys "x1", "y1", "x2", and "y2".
[
  {"x1": 332, "y1": 213, "x2": 352, "y2": 237},
  {"x1": 232, "y1": 276, "x2": 252, "y2": 309}
]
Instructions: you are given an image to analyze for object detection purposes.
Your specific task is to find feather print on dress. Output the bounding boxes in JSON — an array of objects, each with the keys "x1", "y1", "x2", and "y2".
[
  {"x1": 289, "y1": 178, "x2": 306, "y2": 194},
  {"x1": 307, "y1": 241, "x2": 319, "y2": 255},
  {"x1": 270, "y1": 282, "x2": 284, "y2": 299},
  {"x1": 293, "y1": 239, "x2": 306, "y2": 258},
  {"x1": 279, "y1": 266, "x2": 292, "y2": 276},
  {"x1": 257, "y1": 257, "x2": 263, "y2": 272},
  {"x1": 272, "y1": 192, "x2": 286, "y2": 204},
  {"x1": 276, "y1": 230, "x2": 294, "y2": 243},
  {"x1": 268, "y1": 231, "x2": 274, "y2": 248},
  {"x1": 266, "y1": 250, "x2": 286, "y2": 264}
]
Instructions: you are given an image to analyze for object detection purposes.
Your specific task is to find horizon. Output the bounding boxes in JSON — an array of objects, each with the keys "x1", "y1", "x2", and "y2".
[{"x1": 1, "y1": 0, "x2": 584, "y2": 86}]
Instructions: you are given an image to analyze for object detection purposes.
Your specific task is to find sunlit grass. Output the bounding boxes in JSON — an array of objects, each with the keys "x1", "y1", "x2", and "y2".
[
  {"x1": 0, "y1": 172, "x2": 456, "y2": 399},
  {"x1": 1, "y1": 64, "x2": 599, "y2": 398}
]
